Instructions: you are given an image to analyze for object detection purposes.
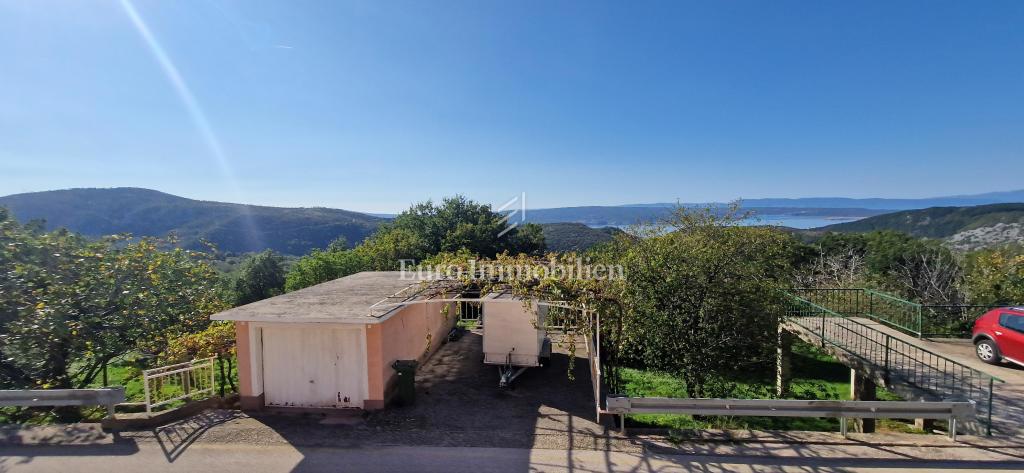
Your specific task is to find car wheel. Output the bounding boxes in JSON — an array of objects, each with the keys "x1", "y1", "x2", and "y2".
[{"x1": 975, "y1": 339, "x2": 1001, "y2": 364}]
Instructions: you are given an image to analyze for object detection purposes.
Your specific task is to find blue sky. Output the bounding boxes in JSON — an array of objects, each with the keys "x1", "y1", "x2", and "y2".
[{"x1": 1, "y1": 1, "x2": 1022, "y2": 212}]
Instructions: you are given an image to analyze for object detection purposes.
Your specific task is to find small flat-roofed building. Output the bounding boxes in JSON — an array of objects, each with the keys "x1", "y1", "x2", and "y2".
[{"x1": 211, "y1": 271, "x2": 457, "y2": 410}]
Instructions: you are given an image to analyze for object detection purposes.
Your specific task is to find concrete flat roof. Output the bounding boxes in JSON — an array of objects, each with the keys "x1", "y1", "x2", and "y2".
[{"x1": 211, "y1": 271, "x2": 419, "y2": 324}]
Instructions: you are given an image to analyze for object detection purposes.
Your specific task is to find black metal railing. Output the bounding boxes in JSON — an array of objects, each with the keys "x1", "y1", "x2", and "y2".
[{"x1": 785, "y1": 294, "x2": 1003, "y2": 435}]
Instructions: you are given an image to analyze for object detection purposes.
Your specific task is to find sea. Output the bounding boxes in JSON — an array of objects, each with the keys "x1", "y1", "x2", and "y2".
[
  {"x1": 737, "y1": 215, "x2": 862, "y2": 229},
  {"x1": 589, "y1": 215, "x2": 862, "y2": 231}
]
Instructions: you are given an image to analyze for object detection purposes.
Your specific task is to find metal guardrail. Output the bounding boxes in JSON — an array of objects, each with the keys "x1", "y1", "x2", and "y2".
[
  {"x1": 0, "y1": 388, "x2": 126, "y2": 418},
  {"x1": 143, "y1": 357, "x2": 216, "y2": 413},
  {"x1": 786, "y1": 294, "x2": 1003, "y2": 435},
  {"x1": 606, "y1": 397, "x2": 975, "y2": 440}
]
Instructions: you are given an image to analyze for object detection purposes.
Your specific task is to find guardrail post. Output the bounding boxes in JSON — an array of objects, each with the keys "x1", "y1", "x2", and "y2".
[
  {"x1": 988, "y1": 377, "x2": 994, "y2": 436},
  {"x1": 143, "y1": 373, "x2": 152, "y2": 414},
  {"x1": 776, "y1": 328, "x2": 793, "y2": 397}
]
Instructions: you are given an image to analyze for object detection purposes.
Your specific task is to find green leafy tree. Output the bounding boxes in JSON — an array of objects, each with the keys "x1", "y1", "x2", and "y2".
[
  {"x1": 964, "y1": 248, "x2": 1024, "y2": 306},
  {"x1": 282, "y1": 196, "x2": 546, "y2": 292},
  {"x1": 0, "y1": 210, "x2": 227, "y2": 391},
  {"x1": 163, "y1": 321, "x2": 237, "y2": 396},
  {"x1": 326, "y1": 236, "x2": 349, "y2": 253},
  {"x1": 354, "y1": 227, "x2": 429, "y2": 270},
  {"x1": 383, "y1": 196, "x2": 545, "y2": 258},
  {"x1": 284, "y1": 248, "x2": 369, "y2": 292},
  {"x1": 616, "y1": 205, "x2": 796, "y2": 397},
  {"x1": 805, "y1": 231, "x2": 965, "y2": 305},
  {"x1": 233, "y1": 250, "x2": 286, "y2": 305},
  {"x1": 502, "y1": 223, "x2": 545, "y2": 256}
]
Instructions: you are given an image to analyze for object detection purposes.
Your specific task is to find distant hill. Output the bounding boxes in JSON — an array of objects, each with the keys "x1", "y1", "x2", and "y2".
[
  {"x1": 538, "y1": 223, "x2": 624, "y2": 252},
  {"x1": 813, "y1": 203, "x2": 1024, "y2": 250},
  {"x1": 8, "y1": 187, "x2": 1022, "y2": 255},
  {"x1": 0, "y1": 188, "x2": 627, "y2": 256},
  {"x1": 623, "y1": 189, "x2": 1024, "y2": 211},
  {"x1": 0, "y1": 188, "x2": 383, "y2": 255}
]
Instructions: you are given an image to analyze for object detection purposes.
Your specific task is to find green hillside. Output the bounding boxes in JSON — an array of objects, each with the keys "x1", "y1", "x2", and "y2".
[
  {"x1": 539, "y1": 222, "x2": 624, "y2": 252},
  {"x1": 0, "y1": 188, "x2": 629, "y2": 256},
  {"x1": 0, "y1": 188, "x2": 383, "y2": 255},
  {"x1": 816, "y1": 203, "x2": 1024, "y2": 239}
]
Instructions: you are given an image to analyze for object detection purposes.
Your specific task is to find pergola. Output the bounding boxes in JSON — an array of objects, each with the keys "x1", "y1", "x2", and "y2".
[{"x1": 364, "y1": 276, "x2": 609, "y2": 416}]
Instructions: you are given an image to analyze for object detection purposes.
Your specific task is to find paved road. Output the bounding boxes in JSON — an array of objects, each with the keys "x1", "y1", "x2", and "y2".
[{"x1": 4, "y1": 442, "x2": 1024, "y2": 473}]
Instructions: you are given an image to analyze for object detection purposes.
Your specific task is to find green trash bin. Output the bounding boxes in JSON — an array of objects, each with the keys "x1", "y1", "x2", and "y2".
[{"x1": 392, "y1": 360, "x2": 418, "y2": 406}]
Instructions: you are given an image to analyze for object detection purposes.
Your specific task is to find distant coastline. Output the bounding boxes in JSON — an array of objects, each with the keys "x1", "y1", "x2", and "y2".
[{"x1": 587, "y1": 214, "x2": 866, "y2": 231}]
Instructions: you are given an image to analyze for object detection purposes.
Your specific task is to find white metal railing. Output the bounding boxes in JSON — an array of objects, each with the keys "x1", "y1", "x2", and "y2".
[
  {"x1": 0, "y1": 388, "x2": 126, "y2": 418},
  {"x1": 606, "y1": 397, "x2": 976, "y2": 440},
  {"x1": 143, "y1": 357, "x2": 216, "y2": 413},
  {"x1": 458, "y1": 300, "x2": 483, "y2": 322}
]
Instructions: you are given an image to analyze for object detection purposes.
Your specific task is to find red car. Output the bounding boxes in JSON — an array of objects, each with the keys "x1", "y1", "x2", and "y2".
[{"x1": 973, "y1": 307, "x2": 1024, "y2": 366}]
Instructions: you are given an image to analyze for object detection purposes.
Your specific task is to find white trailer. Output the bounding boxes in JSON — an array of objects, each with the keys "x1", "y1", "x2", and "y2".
[{"x1": 481, "y1": 293, "x2": 551, "y2": 387}]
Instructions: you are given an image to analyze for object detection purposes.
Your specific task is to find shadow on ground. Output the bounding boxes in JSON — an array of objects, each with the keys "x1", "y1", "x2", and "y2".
[
  {"x1": 262, "y1": 329, "x2": 630, "y2": 471},
  {"x1": 0, "y1": 424, "x2": 139, "y2": 473},
  {"x1": 149, "y1": 409, "x2": 245, "y2": 462},
  {"x1": 6, "y1": 332, "x2": 1024, "y2": 472}
]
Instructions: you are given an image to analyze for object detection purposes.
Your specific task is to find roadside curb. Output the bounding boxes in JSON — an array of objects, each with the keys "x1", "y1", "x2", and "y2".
[{"x1": 101, "y1": 396, "x2": 235, "y2": 430}]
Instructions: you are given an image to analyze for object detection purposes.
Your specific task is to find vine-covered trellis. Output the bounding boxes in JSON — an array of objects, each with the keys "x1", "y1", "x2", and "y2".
[{"x1": 366, "y1": 252, "x2": 627, "y2": 400}]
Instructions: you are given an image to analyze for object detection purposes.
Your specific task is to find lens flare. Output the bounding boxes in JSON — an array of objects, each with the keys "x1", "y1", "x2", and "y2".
[{"x1": 119, "y1": 0, "x2": 263, "y2": 251}]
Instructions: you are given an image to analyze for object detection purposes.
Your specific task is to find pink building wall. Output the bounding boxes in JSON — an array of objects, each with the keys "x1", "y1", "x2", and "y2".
[
  {"x1": 234, "y1": 321, "x2": 264, "y2": 409},
  {"x1": 364, "y1": 301, "x2": 454, "y2": 409},
  {"x1": 235, "y1": 301, "x2": 455, "y2": 411}
]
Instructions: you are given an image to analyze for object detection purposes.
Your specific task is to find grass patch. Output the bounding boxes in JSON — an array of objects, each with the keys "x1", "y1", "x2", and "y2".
[
  {"x1": 619, "y1": 340, "x2": 909, "y2": 432},
  {"x1": 0, "y1": 356, "x2": 240, "y2": 424},
  {"x1": 83, "y1": 356, "x2": 238, "y2": 403},
  {"x1": 790, "y1": 341, "x2": 902, "y2": 402}
]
